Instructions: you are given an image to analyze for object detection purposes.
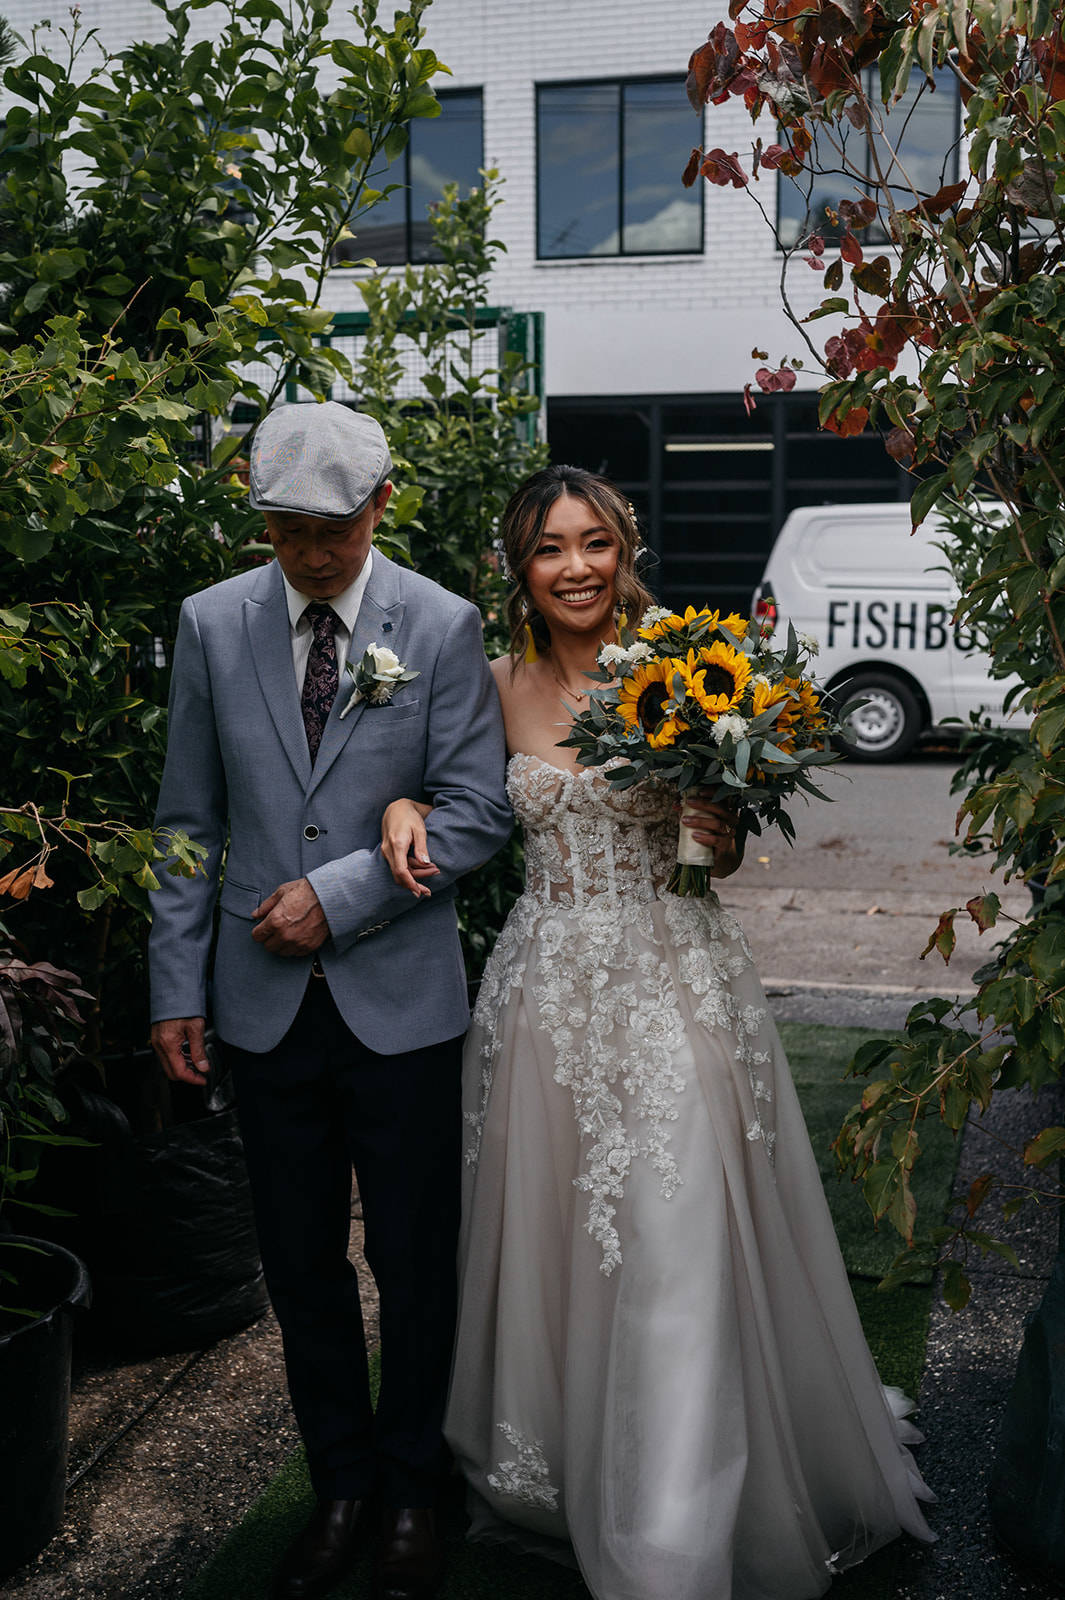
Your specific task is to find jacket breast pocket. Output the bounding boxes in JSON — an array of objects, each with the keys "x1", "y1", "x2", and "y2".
[
  {"x1": 219, "y1": 877, "x2": 261, "y2": 920},
  {"x1": 357, "y1": 698, "x2": 421, "y2": 739}
]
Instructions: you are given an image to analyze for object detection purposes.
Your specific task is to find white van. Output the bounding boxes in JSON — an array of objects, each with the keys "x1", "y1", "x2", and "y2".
[{"x1": 751, "y1": 502, "x2": 1023, "y2": 761}]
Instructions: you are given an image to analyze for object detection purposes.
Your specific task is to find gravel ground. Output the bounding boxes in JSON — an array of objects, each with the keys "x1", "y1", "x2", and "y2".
[{"x1": 3, "y1": 1200, "x2": 377, "y2": 1600}]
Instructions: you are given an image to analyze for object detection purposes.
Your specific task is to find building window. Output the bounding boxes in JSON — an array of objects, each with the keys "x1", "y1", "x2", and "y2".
[
  {"x1": 537, "y1": 78, "x2": 703, "y2": 259},
  {"x1": 335, "y1": 88, "x2": 483, "y2": 267},
  {"x1": 777, "y1": 68, "x2": 961, "y2": 249}
]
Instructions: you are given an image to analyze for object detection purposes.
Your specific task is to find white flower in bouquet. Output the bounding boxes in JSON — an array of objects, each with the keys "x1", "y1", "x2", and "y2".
[
  {"x1": 598, "y1": 640, "x2": 654, "y2": 671},
  {"x1": 798, "y1": 633, "x2": 820, "y2": 656},
  {"x1": 713, "y1": 713, "x2": 749, "y2": 744}
]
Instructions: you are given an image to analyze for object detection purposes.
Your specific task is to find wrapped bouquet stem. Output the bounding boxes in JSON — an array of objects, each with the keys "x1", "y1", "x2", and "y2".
[
  {"x1": 672, "y1": 817, "x2": 716, "y2": 897},
  {"x1": 559, "y1": 606, "x2": 844, "y2": 896}
]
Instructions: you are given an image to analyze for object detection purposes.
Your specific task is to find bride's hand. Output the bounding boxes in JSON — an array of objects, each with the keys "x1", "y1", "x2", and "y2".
[
  {"x1": 678, "y1": 792, "x2": 743, "y2": 880},
  {"x1": 381, "y1": 798, "x2": 438, "y2": 898}
]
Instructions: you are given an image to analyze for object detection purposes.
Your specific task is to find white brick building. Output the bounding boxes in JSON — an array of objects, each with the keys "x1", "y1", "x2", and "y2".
[{"x1": 3, "y1": 0, "x2": 950, "y2": 605}]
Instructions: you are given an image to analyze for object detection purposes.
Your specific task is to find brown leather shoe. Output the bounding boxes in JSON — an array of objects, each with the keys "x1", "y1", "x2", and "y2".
[
  {"x1": 375, "y1": 1506, "x2": 444, "y2": 1600},
  {"x1": 271, "y1": 1498, "x2": 365, "y2": 1600}
]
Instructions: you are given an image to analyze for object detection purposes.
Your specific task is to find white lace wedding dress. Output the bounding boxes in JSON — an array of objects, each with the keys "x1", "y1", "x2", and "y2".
[{"x1": 444, "y1": 754, "x2": 934, "y2": 1600}]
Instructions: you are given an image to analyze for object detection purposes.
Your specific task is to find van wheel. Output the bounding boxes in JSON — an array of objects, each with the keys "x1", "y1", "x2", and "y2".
[{"x1": 832, "y1": 673, "x2": 923, "y2": 762}]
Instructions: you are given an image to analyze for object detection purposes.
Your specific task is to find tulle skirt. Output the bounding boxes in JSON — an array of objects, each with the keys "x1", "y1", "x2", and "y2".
[{"x1": 445, "y1": 893, "x2": 934, "y2": 1600}]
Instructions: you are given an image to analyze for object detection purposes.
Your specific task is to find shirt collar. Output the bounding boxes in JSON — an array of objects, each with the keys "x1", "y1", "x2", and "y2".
[{"x1": 282, "y1": 547, "x2": 374, "y2": 636}]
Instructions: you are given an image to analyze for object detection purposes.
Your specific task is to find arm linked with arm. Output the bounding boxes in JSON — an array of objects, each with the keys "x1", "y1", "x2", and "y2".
[{"x1": 308, "y1": 603, "x2": 511, "y2": 943}]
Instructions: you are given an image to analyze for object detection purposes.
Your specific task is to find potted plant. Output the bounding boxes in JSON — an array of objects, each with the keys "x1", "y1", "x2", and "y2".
[{"x1": 0, "y1": 947, "x2": 92, "y2": 1580}]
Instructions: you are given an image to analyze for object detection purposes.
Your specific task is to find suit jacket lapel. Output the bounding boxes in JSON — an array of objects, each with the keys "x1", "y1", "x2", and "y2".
[
  {"x1": 244, "y1": 563, "x2": 313, "y2": 789},
  {"x1": 307, "y1": 552, "x2": 408, "y2": 797}
]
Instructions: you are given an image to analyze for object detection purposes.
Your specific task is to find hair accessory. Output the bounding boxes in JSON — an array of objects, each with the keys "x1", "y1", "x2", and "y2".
[{"x1": 523, "y1": 624, "x2": 539, "y2": 664}]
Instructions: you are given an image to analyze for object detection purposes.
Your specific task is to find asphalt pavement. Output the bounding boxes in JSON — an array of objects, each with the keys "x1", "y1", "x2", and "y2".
[{"x1": 4, "y1": 744, "x2": 1061, "y2": 1600}]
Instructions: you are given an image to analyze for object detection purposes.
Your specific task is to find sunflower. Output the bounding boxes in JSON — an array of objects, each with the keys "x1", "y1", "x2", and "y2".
[
  {"x1": 774, "y1": 674, "x2": 826, "y2": 750},
  {"x1": 617, "y1": 657, "x2": 689, "y2": 747},
  {"x1": 717, "y1": 612, "x2": 749, "y2": 639},
  {"x1": 681, "y1": 641, "x2": 752, "y2": 717},
  {"x1": 637, "y1": 604, "x2": 717, "y2": 644},
  {"x1": 751, "y1": 677, "x2": 792, "y2": 721}
]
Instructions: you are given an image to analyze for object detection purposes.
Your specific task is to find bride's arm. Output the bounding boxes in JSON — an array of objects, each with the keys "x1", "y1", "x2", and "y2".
[
  {"x1": 679, "y1": 794, "x2": 744, "y2": 880},
  {"x1": 381, "y1": 799, "x2": 438, "y2": 898}
]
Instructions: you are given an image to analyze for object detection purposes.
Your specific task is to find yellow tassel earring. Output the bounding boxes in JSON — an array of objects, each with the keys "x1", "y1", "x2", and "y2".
[{"x1": 523, "y1": 623, "x2": 539, "y2": 664}]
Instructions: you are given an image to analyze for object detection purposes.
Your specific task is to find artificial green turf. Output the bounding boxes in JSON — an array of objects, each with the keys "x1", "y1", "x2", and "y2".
[{"x1": 185, "y1": 1023, "x2": 955, "y2": 1600}]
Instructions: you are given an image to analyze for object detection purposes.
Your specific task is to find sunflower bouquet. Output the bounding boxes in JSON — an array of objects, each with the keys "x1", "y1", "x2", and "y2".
[{"x1": 558, "y1": 605, "x2": 842, "y2": 895}]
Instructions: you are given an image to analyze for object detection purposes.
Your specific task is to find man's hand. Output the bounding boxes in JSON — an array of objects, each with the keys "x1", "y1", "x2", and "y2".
[
  {"x1": 252, "y1": 877, "x2": 330, "y2": 956},
  {"x1": 152, "y1": 1016, "x2": 210, "y2": 1084}
]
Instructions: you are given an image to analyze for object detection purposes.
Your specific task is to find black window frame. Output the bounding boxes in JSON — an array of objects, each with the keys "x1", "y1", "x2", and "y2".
[
  {"x1": 535, "y1": 74, "x2": 704, "y2": 262},
  {"x1": 334, "y1": 86, "x2": 484, "y2": 268},
  {"x1": 775, "y1": 66, "x2": 962, "y2": 250}
]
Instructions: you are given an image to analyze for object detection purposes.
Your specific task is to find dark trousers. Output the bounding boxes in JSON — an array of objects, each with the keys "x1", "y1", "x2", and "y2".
[{"x1": 224, "y1": 982, "x2": 463, "y2": 1506}]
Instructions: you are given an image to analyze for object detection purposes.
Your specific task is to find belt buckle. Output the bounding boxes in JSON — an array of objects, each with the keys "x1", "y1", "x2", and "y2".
[{"x1": 310, "y1": 956, "x2": 326, "y2": 979}]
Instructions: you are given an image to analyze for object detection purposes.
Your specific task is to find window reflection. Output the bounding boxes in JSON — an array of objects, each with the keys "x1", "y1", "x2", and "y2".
[
  {"x1": 336, "y1": 89, "x2": 484, "y2": 267},
  {"x1": 538, "y1": 78, "x2": 702, "y2": 259},
  {"x1": 777, "y1": 69, "x2": 960, "y2": 248}
]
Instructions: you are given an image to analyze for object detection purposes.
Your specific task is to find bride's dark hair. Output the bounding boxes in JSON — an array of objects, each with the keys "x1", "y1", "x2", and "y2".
[{"x1": 501, "y1": 464, "x2": 655, "y2": 665}]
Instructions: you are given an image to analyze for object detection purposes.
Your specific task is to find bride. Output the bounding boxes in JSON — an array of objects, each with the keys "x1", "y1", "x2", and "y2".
[{"x1": 380, "y1": 463, "x2": 934, "y2": 1600}]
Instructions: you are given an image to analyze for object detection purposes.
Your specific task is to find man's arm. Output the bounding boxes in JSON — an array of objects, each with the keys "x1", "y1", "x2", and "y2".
[
  {"x1": 148, "y1": 596, "x2": 228, "y2": 1029},
  {"x1": 307, "y1": 603, "x2": 511, "y2": 944}
]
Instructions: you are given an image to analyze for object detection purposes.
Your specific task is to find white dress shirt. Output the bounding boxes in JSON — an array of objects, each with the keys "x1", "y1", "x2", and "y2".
[{"x1": 281, "y1": 549, "x2": 373, "y2": 693}]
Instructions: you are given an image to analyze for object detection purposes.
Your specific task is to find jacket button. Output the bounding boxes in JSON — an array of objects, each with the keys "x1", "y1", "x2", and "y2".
[{"x1": 303, "y1": 825, "x2": 320, "y2": 841}]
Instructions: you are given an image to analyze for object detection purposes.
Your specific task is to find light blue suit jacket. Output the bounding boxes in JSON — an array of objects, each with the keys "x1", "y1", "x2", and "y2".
[{"x1": 148, "y1": 552, "x2": 511, "y2": 1054}]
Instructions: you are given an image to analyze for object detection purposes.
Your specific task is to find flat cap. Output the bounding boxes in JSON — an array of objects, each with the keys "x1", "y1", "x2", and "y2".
[{"x1": 248, "y1": 402, "x2": 393, "y2": 519}]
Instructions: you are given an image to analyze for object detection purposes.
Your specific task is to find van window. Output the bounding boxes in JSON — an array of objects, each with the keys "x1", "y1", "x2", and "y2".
[{"x1": 796, "y1": 514, "x2": 953, "y2": 593}]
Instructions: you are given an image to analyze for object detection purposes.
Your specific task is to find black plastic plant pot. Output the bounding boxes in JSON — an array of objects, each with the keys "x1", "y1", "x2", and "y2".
[{"x1": 0, "y1": 1235, "x2": 91, "y2": 1580}]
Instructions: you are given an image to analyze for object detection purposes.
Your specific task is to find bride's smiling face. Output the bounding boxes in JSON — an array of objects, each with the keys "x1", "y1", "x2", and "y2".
[{"x1": 524, "y1": 493, "x2": 620, "y2": 643}]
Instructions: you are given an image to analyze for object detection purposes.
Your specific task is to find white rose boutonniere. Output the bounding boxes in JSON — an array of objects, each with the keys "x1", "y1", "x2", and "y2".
[{"x1": 339, "y1": 643, "x2": 420, "y2": 717}]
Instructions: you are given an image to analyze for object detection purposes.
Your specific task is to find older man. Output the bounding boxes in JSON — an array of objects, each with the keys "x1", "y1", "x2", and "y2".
[{"x1": 149, "y1": 403, "x2": 511, "y2": 1600}]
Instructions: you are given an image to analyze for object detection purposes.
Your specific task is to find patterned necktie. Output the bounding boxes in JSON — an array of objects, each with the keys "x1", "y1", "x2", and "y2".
[{"x1": 300, "y1": 604, "x2": 339, "y2": 763}]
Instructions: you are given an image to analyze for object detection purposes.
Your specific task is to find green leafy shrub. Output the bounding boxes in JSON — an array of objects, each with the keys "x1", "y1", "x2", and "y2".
[{"x1": 688, "y1": 0, "x2": 1065, "y2": 1304}]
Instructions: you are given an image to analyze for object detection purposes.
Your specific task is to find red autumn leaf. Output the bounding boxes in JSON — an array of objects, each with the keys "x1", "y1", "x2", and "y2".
[
  {"x1": 884, "y1": 425, "x2": 915, "y2": 466},
  {"x1": 915, "y1": 179, "x2": 968, "y2": 217},
  {"x1": 824, "y1": 334, "x2": 853, "y2": 378},
  {"x1": 806, "y1": 44, "x2": 850, "y2": 97},
  {"x1": 919, "y1": 908, "x2": 957, "y2": 964},
  {"x1": 681, "y1": 147, "x2": 702, "y2": 189},
  {"x1": 804, "y1": 254, "x2": 826, "y2": 270},
  {"x1": 743, "y1": 383, "x2": 757, "y2": 416},
  {"x1": 759, "y1": 143, "x2": 789, "y2": 170},
  {"x1": 735, "y1": 17, "x2": 768, "y2": 49},
  {"x1": 808, "y1": 233, "x2": 825, "y2": 256},
  {"x1": 700, "y1": 148, "x2": 749, "y2": 188},
  {"x1": 965, "y1": 1173, "x2": 993, "y2": 1218},
  {"x1": 838, "y1": 197, "x2": 877, "y2": 231},
  {"x1": 755, "y1": 365, "x2": 798, "y2": 393},
  {"x1": 965, "y1": 892, "x2": 1000, "y2": 933},
  {"x1": 686, "y1": 23, "x2": 742, "y2": 109},
  {"x1": 823, "y1": 404, "x2": 869, "y2": 437},
  {"x1": 839, "y1": 230, "x2": 863, "y2": 265},
  {"x1": 1033, "y1": 34, "x2": 1065, "y2": 102}
]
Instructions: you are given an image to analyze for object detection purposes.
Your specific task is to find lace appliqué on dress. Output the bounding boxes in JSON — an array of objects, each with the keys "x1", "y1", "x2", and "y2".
[
  {"x1": 486, "y1": 1422, "x2": 559, "y2": 1511},
  {"x1": 533, "y1": 910, "x2": 687, "y2": 1277}
]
